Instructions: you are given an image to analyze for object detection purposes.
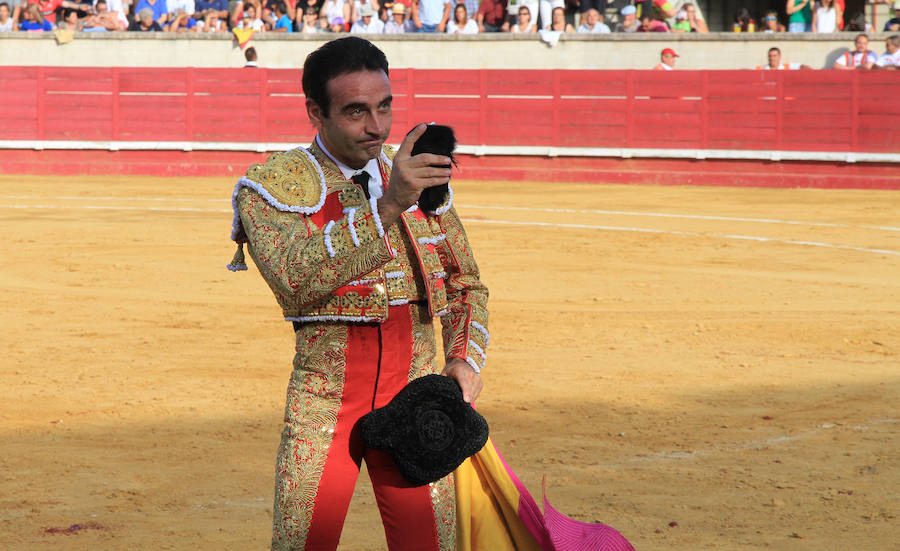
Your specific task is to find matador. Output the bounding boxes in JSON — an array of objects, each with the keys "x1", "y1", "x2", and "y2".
[{"x1": 228, "y1": 37, "x2": 489, "y2": 551}]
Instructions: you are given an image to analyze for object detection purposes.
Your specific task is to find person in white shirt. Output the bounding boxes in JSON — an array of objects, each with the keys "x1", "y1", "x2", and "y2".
[
  {"x1": 875, "y1": 35, "x2": 900, "y2": 69},
  {"x1": 756, "y1": 47, "x2": 811, "y2": 70},
  {"x1": 812, "y1": 0, "x2": 840, "y2": 33},
  {"x1": 834, "y1": 34, "x2": 877, "y2": 70},
  {"x1": 446, "y1": 3, "x2": 477, "y2": 33},
  {"x1": 654, "y1": 47, "x2": 677, "y2": 70},
  {"x1": 350, "y1": 4, "x2": 384, "y2": 32},
  {"x1": 235, "y1": 3, "x2": 266, "y2": 31},
  {"x1": 0, "y1": 2, "x2": 14, "y2": 31},
  {"x1": 508, "y1": 4, "x2": 535, "y2": 33},
  {"x1": 576, "y1": 8, "x2": 609, "y2": 33}
]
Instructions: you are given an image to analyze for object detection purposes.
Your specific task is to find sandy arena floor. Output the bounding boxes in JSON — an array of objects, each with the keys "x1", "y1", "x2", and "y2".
[{"x1": 1, "y1": 174, "x2": 898, "y2": 550}]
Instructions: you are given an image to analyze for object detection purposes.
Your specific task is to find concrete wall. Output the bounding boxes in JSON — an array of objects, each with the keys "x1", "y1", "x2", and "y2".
[{"x1": 1, "y1": 32, "x2": 895, "y2": 71}]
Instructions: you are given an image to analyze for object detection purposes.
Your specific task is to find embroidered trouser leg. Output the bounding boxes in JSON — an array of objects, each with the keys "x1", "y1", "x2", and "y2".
[{"x1": 271, "y1": 304, "x2": 456, "y2": 551}]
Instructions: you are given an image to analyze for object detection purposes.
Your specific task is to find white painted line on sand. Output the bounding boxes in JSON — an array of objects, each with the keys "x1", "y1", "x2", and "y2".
[
  {"x1": 2, "y1": 202, "x2": 896, "y2": 257},
  {"x1": 460, "y1": 218, "x2": 900, "y2": 257}
]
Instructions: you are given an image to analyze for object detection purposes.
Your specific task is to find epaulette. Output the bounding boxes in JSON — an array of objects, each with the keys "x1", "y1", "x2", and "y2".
[
  {"x1": 227, "y1": 147, "x2": 327, "y2": 272},
  {"x1": 241, "y1": 147, "x2": 328, "y2": 212}
]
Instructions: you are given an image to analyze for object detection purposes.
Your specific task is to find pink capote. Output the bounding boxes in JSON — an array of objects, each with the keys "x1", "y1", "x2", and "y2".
[{"x1": 455, "y1": 438, "x2": 635, "y2": 551}]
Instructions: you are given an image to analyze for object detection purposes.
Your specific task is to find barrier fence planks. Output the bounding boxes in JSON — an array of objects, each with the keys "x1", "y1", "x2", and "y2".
[{"x1": 0, "y1": 67, "x2": 897, "y2": 154}]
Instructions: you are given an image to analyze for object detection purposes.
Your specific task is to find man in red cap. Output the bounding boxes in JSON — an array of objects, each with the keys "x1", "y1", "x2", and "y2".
[{"x1": 655, "y1": 47, "x2": 678, "y2": 70}]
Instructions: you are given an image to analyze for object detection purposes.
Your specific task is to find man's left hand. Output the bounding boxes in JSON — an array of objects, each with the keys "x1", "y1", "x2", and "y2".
[{"x1": 442, "y1": 358, "x2": 482, "y2": 403}]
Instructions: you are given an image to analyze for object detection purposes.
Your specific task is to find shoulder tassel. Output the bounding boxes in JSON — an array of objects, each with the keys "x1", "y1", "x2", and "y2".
[{"x1": 227, "y1": 242, "x2": 248, "y2": 272}]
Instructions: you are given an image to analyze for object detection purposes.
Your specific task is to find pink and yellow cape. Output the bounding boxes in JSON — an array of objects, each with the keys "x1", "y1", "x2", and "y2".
[{"x1": 456, "y1": 438, "x2": 635, "y2": 551}]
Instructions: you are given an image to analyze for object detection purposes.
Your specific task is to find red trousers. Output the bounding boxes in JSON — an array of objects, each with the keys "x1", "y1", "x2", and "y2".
[{"x1": 272, "y1": 304, "x2": 455, "y2": 551}]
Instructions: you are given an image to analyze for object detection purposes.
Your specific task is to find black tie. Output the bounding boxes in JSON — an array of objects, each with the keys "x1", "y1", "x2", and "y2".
[{"x1": 352, "y1": 171, "x2": 371, "y2": 200}]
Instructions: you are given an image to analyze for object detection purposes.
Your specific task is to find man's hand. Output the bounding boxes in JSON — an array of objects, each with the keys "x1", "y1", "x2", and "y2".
[
  {"x1": 377, "y1": 123, "x2": 451, "y2": 227},
  {"x1": 442, "y1": 358, "x2": 482, "y2": 403}
]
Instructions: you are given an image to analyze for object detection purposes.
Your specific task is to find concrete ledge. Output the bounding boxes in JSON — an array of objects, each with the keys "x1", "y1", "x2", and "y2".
[{"x1": 1, "y1": 32, "x2": 896, "y2": 70}]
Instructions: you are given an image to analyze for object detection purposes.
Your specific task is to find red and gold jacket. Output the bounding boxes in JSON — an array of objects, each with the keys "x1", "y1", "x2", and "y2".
[{"x1": 229, "y1": 141, "x2": 489, "y2": 372}]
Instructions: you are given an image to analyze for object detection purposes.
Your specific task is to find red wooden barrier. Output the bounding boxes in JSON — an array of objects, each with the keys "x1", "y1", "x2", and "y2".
[{"x1": 1, "y1": 67, "x2": 898, "y2": 154}]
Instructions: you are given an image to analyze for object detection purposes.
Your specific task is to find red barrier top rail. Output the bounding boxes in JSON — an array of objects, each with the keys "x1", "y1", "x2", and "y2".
[{"x1": 1, "y1": 67, "x2": 897, "y2": 154}]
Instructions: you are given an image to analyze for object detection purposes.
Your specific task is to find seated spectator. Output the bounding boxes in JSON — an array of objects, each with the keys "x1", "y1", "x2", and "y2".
[
  {"x1": 263, "y1": 0, "x2": 296, "y2": 23},
  {"x1": 350, "y1": 3, "x2": 382, "y2": 30},
  {"x1": 194, "y1": 0, "x2": 227, "y2": 22},
  {"x1": 786, "y1": 0, "x2": 812, "y2": 33},
  {"x1": 508, "y1": 4, "x2": 534, "y2": 32},
  {"x1": 446, "y1": 2, "x2": 476, "y2": 32},
  {"x1": 670, "y1": 9, "x2": 689, "y2": 32},
  {"x1": 20, "y1": 3, "x2": 54, "y2": 28},
  {"x1": 874, "y1": 35, "x2": 900, "y2": 70},
  {"x1": 538, "y1": 0, "x2": 562, "y2": 31},
  {"x1": 57, "y1": 7, "x2": 81, "y2": 28},
  {"x1": 732, "y1": 7, "x2": 755, "y2": 31},
  {"x1": 94, "y1": 0, "x2": 128, "y2": 29},
  {"x1": 755, "y1": 46, "x2": 811, "y2": 69},
  {"x1": 505, "y1": 0, "x2": 534, "y2": 31},
  {"x1": 615, "y1": 4, "x2": 639, "y2": 32},
  {"x1": 637, "y1": 13, "x2": 667, "y2": 32},
  {"x1": 544, "y1": 5, "x2": 571, "y2": 31},
  {"x1": 134, "y1": 0, "x2": 168, "y2": 23},
  {"x1": 349, "y1": 0, "x2": 377, "y2": 25},
  {"x1": 670, "y1": 1, "x2": 706, "y2": 32},
  {"x1": 476, "y1": 0, "x2": 505, "y2": 32},
  {"x1": 127, "y1": 6, "x2": 162, "y2": 28},
  {"x1": 79, "y1": 0, "x2": 119, "y2": 29},
  {"x1": 321, "y1": 0, "x2": 349, "y2": 30},
  {"x1": 383, "y1": 1, "x2": 412, "y2": 32},
  {"x1": 0, "y1": 2, "x2": 16, "y2": 30},
  {"x1": 244, "y1": 46, "x2": 258, "y2": 67},
  {"x1": 168, "y1": 6, "x2": 198, "y2": 28},
  {"x1": 833, "y1": 33, "x2": 876, "y2": 69},
  {"x1": 271, "y1": 1, "x2": 294, "y2": 30},
  {"x1": 198, "y1": 8, "x2": 226, "y2": 29},
  {"x1": 236, "y1": 1, "x2": 265, "y2": 29},
  {"x1": 654, "y1": 47, "x2": 677, "y2": 70},
  {"x1": 576, "y1": 7, "x2": 608, "y2": 33},
  {"x1": 812, "y1": 0, "x2": 840, "y2": 33},
  {"x1": 884, "y1": 1, "x2": 900, "y2": 32},
  {"x1": 298, "y1": 4, "x2": 324, "y2": 30},
  {"x1": 760, "y1": 9, "x2": 784, "y2": 32}
]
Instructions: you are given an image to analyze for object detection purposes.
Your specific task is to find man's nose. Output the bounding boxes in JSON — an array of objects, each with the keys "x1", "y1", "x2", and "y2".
[{"x1": 367, "y1": 112, "x2": 387, "y2": 136}]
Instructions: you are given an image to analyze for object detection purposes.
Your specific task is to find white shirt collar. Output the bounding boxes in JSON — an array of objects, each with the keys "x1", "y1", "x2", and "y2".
[{"x1": 315, "y1": 134, "x2": 384, "y2": 199}]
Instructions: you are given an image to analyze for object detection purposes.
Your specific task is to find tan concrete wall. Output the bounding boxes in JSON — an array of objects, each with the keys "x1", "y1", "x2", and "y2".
[{"x1": 0, "y1": 32, "x2": 894, "y2": 71}]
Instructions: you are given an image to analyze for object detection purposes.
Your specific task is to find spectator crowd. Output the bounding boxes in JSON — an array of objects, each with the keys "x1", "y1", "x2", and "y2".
[
  {"x1": 1, "y1": 0, "x2": 898, "y2": 37},
  {"x1": 0, "y1": 0, "x2": 898, "y2": 68}
]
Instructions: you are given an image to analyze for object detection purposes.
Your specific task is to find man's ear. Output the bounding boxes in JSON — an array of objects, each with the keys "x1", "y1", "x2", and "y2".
[{"x1": 306, "y1": 99, "x2": 325, "y2": 130}]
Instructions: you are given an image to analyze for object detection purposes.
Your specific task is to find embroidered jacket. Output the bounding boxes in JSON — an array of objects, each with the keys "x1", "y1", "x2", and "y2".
[{"x1": 230, "y1": 141, "x2": 489, "y2": 373}]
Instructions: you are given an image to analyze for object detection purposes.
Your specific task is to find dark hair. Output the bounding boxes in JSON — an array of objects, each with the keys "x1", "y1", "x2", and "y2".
[
  {"x1": 302, "y1": 37, "x2": 389, "y2": 116},
  {"x1": 95, "y1": 0, "x2": 106, "y2": 5},
  {"x1": 0, "y1": 2, "x2": 9, "y2": 9},
  {"x1": 245, "y1": 46, "x2": 257, "y2": 61},
  {"x1": 768, "y1": 47, "x2": 781, "y2": 54},
  {"x1": 274, "y1": 1, "x2": 287, "y2": 14}
]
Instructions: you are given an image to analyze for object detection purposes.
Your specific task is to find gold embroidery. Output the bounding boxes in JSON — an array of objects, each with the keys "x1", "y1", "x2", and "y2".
[
  {"x1": 430, "y1": 475, "x2": 457, "y2": 551},
  {"x1": 407, "y1": 303, "x2": 456, "y2": 550},
  {"x1": 272, "y1": 324, "x2": 349, "y2": 550},
  {"x1": 246, "y1": 149, "x2": 324, "y2": 209}
]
